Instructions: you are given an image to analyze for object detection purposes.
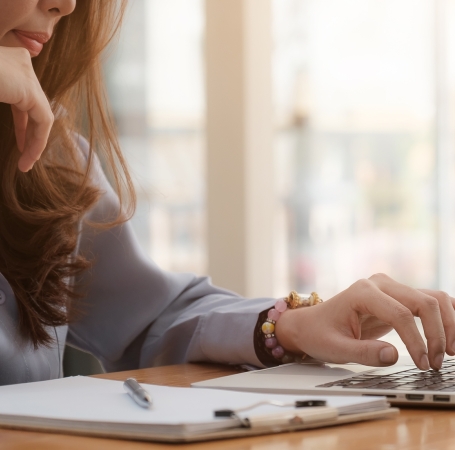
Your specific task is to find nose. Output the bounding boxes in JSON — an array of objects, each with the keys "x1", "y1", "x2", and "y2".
[{"x1": 39, "y1": 0, "x2": 76, "y2": 18}]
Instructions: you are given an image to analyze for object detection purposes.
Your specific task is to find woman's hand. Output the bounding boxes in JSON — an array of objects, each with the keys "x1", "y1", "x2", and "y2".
[
  {"x1": 0, "y1": 46, "x2": 54, "y2": 172},
  {"x1": 275, "y1": 273, "x2": 455, "y2": 371}
]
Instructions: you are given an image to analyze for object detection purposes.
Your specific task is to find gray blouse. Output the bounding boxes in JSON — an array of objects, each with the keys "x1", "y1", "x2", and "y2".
[{"x1": 0, "y1": 135, "x2": 274, "y2": 385}]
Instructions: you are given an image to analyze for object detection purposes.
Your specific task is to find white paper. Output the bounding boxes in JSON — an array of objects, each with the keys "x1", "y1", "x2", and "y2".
[{"x1": 0, "y1": 376, "x2": 386, "y2": 427}]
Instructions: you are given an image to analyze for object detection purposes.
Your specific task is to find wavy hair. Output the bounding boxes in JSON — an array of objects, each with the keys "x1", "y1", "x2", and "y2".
[{"x1": 0, "y1": 0, "x2": 135, "y2": 347}]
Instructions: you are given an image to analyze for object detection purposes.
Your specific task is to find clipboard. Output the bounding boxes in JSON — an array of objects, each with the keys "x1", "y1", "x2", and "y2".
[{"x1": 0, "y1": 377, "x2": 399, "y2": 443}]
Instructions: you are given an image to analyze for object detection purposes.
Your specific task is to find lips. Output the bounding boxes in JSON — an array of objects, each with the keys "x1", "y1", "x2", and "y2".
[{"x1": 12, "y1": 30, "x2": 51, "y2": 57}]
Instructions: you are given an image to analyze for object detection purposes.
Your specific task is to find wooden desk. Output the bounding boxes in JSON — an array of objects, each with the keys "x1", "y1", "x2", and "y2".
[{"x1": 2, "y1": 364, "x2": 455, "y2": 449}]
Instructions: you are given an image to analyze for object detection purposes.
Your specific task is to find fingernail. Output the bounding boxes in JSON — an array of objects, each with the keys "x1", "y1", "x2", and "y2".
[
  {"x1": 379, "y1": 347, "x2": 396, "y2": 364},
  {"x1": 434, "y1": 353, "x2": 444, "y2": 370},
  {"x1": 420, "y1": 354, "x2": 430, "y2": 371}
]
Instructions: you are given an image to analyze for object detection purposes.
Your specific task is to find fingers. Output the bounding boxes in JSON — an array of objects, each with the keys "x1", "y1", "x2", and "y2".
[
  {"x1": 0, "y1": 47, "x2": 53, "y2": 171},
  {"x1": 350, "y1": 279, "x2": 430, "y2": 370},
  {"x1": 419, "y1": 289, "x2": 455, "y2": 357},
  {"x1": 369, "y1": 274, "x2": 446, "y2": 370},
  {"x1": 16, "y1": 94, "x2": 54, "y2": 172},
  {"x1": 11, "y1": 105, "x2": 27, "y2": 153}
]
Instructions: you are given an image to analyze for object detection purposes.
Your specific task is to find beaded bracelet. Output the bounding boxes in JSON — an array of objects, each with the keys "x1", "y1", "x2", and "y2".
[{"x1": 261, "y1": 291, "x2": 323, "y2": 364}]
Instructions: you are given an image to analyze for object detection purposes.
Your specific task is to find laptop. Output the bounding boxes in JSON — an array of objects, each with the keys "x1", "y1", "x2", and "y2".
[{"x1": 193, "y1": 355, "x2": 455, "y2": 406}]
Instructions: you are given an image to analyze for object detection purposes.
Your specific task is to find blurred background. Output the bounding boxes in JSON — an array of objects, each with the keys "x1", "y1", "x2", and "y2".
[{"x1": 64, "y1": 0, "x2": 455, "y2": 374}]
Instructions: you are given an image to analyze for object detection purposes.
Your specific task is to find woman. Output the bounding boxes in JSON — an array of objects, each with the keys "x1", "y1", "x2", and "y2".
[{"x1": 0, "y1": 0, "x2": 452, "y2": 386}]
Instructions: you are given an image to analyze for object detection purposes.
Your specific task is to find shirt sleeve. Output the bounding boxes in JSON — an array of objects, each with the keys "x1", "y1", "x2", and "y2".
[{"x1": 67, "y1": 136, "x2": 275, "y2": 372}]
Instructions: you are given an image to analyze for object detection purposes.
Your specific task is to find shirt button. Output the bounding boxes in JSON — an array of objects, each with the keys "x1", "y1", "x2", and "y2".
[{"x1": 0, "y1": 290, "x2": 6, "y2": 305}]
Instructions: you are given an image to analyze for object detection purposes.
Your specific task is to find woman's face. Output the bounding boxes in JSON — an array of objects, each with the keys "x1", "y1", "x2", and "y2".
[{"x1": 0, "y1": 0, "x2": 76, "y2": 57}]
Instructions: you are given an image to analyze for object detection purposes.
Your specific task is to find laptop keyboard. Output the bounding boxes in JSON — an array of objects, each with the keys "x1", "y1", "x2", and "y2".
[{"x1": 316, "y1": 359, "x2": 455, "y2": 392}]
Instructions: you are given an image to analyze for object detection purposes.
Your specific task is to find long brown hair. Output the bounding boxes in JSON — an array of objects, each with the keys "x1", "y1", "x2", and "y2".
[{"x1": 0, "y1": 0, "x2": 135, "y2": 347}]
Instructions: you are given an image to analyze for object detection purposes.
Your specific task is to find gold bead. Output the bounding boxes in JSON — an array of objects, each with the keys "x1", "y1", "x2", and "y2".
[
  {"x1": 262, "y1": 322, "x2": 275, "y2": 335},
  {"x1": 287, "y1": 291, "x2": 301, "y2": 309},
  {"x1": 310, "y1": 291, "x2": 322, "y2": 305},
  {"x1": 285, "y1": 291, "x2": 322, "y2": 309}
]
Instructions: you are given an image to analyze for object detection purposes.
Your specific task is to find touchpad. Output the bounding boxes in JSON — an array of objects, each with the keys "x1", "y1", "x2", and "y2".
[{"x1": 257, "y1": 363, "x2": 377, "y2": 378}]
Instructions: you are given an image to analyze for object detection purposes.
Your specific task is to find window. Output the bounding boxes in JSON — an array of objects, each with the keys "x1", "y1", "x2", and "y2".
[
  {"x1": 105, "y1": 0, "x2": 206, "y2": 275},
  {"x1": 273, "y1": 0, "x2": 455, "y2": 299},
  {"x1": 104, "y1": 0, "x2": 455, "y2": 299}
]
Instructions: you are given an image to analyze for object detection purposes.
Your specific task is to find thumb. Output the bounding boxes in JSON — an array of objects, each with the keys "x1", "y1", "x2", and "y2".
[{"x1": 335, "y1": 338, "x2": 399, "y2": 366}]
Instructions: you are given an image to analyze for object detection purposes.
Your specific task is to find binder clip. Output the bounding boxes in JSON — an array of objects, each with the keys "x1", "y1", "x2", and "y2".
[{"x1": 214, "y1": 399, "x2": 327, "y2": 428}]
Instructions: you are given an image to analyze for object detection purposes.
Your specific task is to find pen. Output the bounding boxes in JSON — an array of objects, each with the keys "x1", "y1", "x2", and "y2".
[{"x1": 123, "y1": 378, "x2": 152, "y2": 409}]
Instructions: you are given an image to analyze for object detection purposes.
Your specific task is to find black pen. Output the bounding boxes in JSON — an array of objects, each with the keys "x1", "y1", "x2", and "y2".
[{"x1": 123, "y1": 378, "x2": 153, "y2": 409}]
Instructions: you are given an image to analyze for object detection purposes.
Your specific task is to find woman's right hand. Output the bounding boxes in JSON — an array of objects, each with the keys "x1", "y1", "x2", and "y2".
[
  {"x1": 276, "y1": 273, "x2": 455, "y2": 371},
  {"x1": 0, "y1": 46, "x2": 54, "y2": 172}
]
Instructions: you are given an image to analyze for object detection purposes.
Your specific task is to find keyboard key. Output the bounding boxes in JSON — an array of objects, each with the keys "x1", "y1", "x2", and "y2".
[
  {"x1": 344, "y1": 380, "x2": 383, "y2": 388},
  {"x1": 401, "y1": 381, "x2": 430, "y2": 388},
  {"x1": 400, "y1": 376, "x2": 426, "y2": 381},
  {"x1": 363, "y1": 367, "x2": 415, "y2": 376},
  {"x1": 345, "y1": 377, "x2": 377, "y2": 382},
  {"x1": 394, "y1": 386, "x2": 421, "y2": 390},
  {"x1": 317, "y1": 364, "x2": 455, "y2": 391},
  {"x1": 371, "y1": 382, "x2": 409, "y2": 389},
  {"x1": 415, "y1": 386, "x2": 441, "y2": 391},
  {"x1": 424, "y1": 383, "x2": 452, "y2": 391}
]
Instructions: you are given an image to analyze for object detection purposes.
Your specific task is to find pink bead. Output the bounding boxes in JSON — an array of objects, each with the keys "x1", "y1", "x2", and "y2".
[
  {"x1": 265, "y1": 337, "x2": 278, "y2": 349},
  {"x1": 267, "y1": 308, "x2": 281, "y2": 321},
  {"x1": 272, "y1": 346, "x2": 285, "y2": 359},
  {"x1": 275, "y1": 299, "x2": 287, "y2": 313}
]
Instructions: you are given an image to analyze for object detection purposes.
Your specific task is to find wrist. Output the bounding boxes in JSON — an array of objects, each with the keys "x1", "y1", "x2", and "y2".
[
  {"x1": 275, "y1": 308, "x2": 304, "y2": 354},
  {"x1": 257, "y1": 292, "x2": 323, "y2": 365}
]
